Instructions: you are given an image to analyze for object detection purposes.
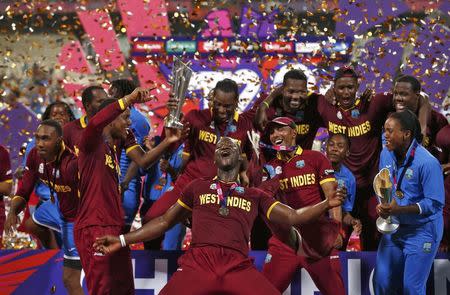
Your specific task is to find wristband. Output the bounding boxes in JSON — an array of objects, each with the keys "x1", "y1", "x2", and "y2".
[{"x1": 119, "y1": 234, "x2": 127, "y2": 248}]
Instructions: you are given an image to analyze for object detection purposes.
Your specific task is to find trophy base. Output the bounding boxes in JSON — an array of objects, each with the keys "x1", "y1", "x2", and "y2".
[
  {"x1": 376, "y1": 217, "x2": 399, "y2": 234},
  {"x1": 164, "y1": 119, "x2": 184, "y2": 129}
]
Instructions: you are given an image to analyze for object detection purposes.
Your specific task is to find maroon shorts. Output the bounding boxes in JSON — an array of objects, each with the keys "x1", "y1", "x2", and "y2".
[
  {"x1": 74, "y1": 225, "x2": 134, "y2": 295},
  {"x1": 160, "y1": 246, "x2": 280, "y2": 295},
  {"x1": 262, "y1": 236, "x2": 345, "y2": 295}
]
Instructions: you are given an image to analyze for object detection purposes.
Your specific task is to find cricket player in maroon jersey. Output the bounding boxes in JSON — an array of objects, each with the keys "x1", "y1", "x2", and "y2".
[
  {"x1": 5, "y1": 120, "x2": 83, "y2": 295},
  {"x1": 392, "y1": 74, "x2": 447, "y2": 158},
  {"x1": 94, "y1": 136, "x2": 345, "y2": 295},
  {"x1": 0, "y1": 145, "x2": 12, "y2": 246},
  {"x1": 63, "y1": 85, "x2": 108, "y2": 154},
  {"x1": 144, "y1": 79, "x2": 256, "y2": 222},
  {"x1": 260, "y1": 117, "x2": 345, "y2": 294},
  {"x1": 74, "y1": 88, "x2": 186, "y2": 295},
  {"x1": 435, "y1": 124, "x2": 450, "y2": 252},
  {"x1": 255, "y1": 70, "x2": 323, "y2": 150}
]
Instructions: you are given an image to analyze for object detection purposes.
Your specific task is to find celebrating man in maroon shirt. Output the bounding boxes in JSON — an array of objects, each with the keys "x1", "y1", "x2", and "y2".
[
  {"x1": 5, "y1": 120, "x2": 83, "y2": 295},
  {"x1": 143, "y1": 79, "x2": 256, "y2": 223},
  {"x1": 74, "y1": 88, "x2": 186, "y2": 295},
  {"x1": 0, "y1": 145, "x2": 12, "y2": 246},
  {"x1": 63, "y1": 85, "x2": 108, "y2": 155},
  {"x1": 261, "y1": 117, "x2": 345, "y2": 295},
  {"x1": 93, "y1": 136, "x2": 345, "y2": 294}
]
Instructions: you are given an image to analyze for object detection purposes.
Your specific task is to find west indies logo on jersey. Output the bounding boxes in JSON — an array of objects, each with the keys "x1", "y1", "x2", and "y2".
[
  {"x1": 275, "y1": 166, "x2": 283, "y2": 175},
  {"x1": 39, "y1": 163, "x2": 44, "y2": 174},
  {"x1": 405, "y1": 168, "x2": 414, "y2": 179},
  {"x1": 210, "y1": 183, "x2": 217, "y2": 190},
  {"x1": 351, "y1": 109, "x2": 360, "y2": 118},
  {"x1": 228, "y1": 124, "x2": 237, "y2": 133},
  {"x1": 295, "y1": 160, "x2": 305, "y2": 168},
  {"x1": 235, "y1": 186, "x2": 245, "y2": 194}
]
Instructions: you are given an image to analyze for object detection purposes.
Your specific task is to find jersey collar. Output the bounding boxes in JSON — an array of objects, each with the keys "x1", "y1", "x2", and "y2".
[
  {"x1": 276, "y1": 146, "x2": 303, "y2": 162},
  {"x1": 80, "y1": 115, "x2": 88, "y2": 128}
]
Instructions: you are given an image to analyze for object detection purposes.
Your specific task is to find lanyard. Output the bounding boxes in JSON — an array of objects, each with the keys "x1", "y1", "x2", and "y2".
[
  {"x1": 212, "y1": 119, "x2": 235, "y2": 141},
  {"x1": 259, "y1": 141, "x2": 296, "y2": 152},
  {"x1": 393, "y1": 141, "x2": 417, "y2": 194},
  {"x1": 44, "y1": 159, "x2": 60, "y2": 203},
  {"x1": 216, "y1": 181, "x2": 238, "y2": 209}
]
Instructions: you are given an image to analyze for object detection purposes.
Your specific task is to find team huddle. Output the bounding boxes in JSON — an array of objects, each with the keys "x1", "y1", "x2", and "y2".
[{"x1": 1, "y1": 67, "x2": 447, "y2": 295}]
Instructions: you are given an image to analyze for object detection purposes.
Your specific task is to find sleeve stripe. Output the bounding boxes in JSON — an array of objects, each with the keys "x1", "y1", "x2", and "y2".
[
  {"x1": 416, "y1": 202, "x2": 422, "y2": 215},
  {"x1": 182, "y1": 152, "x2": 190, "y2": 156},
  {"x1": 118, "y1": 98, "x2": 126, "y2": 110},
  {"x1": 319, "y1": 177, "x2": 336, "y2": 185},
  {"x1": 11, "y1": 195, "x2": 26, "y2": 202},
  {"x1": 266, "y1": 201, "x2": 281, "y2": 220},
  {"x1": 177, "y1": 199, "x2": 192, "y2": 211},
  {"x1": 125, "y1": 145, "x2": 140, "y2": 154},
  {"x1": 1, "y1": 179, "x2": 13, "y2": 183}
]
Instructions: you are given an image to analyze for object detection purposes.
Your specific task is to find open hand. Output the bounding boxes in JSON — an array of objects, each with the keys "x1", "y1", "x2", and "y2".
[
  {"x1": 4, "y1": 213, "x2": 20, "y2": 236},
  {"x1": 93, "y1": 235, "x2": 122, "y2": 255},
  {"x1": 127, "y1": 87, "x2": 157, "y2": 104}
]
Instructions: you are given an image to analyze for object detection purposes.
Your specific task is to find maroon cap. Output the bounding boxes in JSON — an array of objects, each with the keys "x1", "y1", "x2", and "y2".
[{"x1": 267, "y1": 117, "x2": 297, "y2": 130}]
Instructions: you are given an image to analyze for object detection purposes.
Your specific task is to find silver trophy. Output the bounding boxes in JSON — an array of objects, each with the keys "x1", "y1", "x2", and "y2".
[
  {"x1": 373, "y1": 168, "x2": 400, "y2": 234},
  {"x1": 164, "y1": 56, "x2": 193, "y2": 129}
]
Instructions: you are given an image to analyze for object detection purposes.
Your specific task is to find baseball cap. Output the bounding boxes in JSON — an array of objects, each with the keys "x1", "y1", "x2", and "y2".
[{"x1": 267, "y1": 117, "x2": 297, "y2": 130}]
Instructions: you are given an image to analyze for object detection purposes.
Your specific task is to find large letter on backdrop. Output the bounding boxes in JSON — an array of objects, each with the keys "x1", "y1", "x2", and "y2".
[
  {"x1": 239, "y1": 6, "x2": 277, "y2": 38},
  {"x1": 77, "y1": 10, "x2": 126, "y2": 71},
  {"x1": 201, "y1": 10, "x2": 234, "y2": 38},
  {"x1": 117, "y1": 0, "x2": 171, "y2": 39}
]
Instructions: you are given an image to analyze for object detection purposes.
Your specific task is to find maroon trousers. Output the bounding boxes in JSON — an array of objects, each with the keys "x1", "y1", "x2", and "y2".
[
  {"x1": 262, "y1": 236, "x2": 345, "y2": 295},
  {"x1": 74, "y1": 225, "x2": 134, "y2": 295},
  {"x1": 160, "y1": 246, "x2": 280, "y2": 295}
]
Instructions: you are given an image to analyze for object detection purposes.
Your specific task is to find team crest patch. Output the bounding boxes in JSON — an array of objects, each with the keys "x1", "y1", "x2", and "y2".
[
  {"x1": 324, "y1": 169, "x2": 335, "y2": 175},
  {"x1": 264, "y1": 253, "x2": 272, "y2": 263},
  {"x1": 275, "y1": 166, "x2": 283, "y2": 175},
  {"x1": 351, "y1": 109, "x2": 360, "y2": 118},
  {"x1": 228, "y1": 124, "x2": 237, "y2": 133},
  {"x1": 235, "y1": 186, "x2": 245, "y2": 194},
  {"x1": 405, "y1": 168, "x2": 414, "y2": 179},
  {"x1": 296, "y1": 160, "x2": 305, "y2": 168},
  {"x1": 423, "y1": 242, "x2": 432, "y2": 253},
  {"x1": 210, "y1": 183, "x2": 217, "y2": 190}
]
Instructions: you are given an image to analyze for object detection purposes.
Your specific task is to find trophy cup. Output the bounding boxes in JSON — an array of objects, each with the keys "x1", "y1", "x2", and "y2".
[
  {"x1": 373, "y1": 168, "x2": 400, "y2": 234},
  {"x1": 165, "y1": 56, "x2": 193, "y2": 129}
]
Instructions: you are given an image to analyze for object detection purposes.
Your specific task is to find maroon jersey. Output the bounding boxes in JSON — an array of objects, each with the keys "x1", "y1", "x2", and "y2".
[
  {"x1": 178, "y1": 177, "x2": 278, "y2": 256},
  {"x1": 0, "y1": 145, "x2": 12, "y2": 196},
  {"x1": 76, "y1": 100, "x2": 139, "y2": 229},
  {"x1": 264, "y1": 147, "x2": 339, "y2": 258},
  {"x1": 16, "y1": 146, "x2": 79, "y2": 221},
  {"x1": 435, "y1": 124, "x2": 450, "y2": 219},
  {"x1": 63, "y1": 115, "x2": 88, "y2": 156},
  {"x1": 261, "y1": 93, "x2": 323, "y2": 149},
  {"x1": 423, "y1": 109, "x2": 448, "y2": 158},
  {"x1": 318, "y1": 93, "x2": 393, "y2": 187},
  {"x1": 267, "y1": 147, "x2": 336, "y2": 208},
  {"x1": 178, "y1": 109, "x2": 255, "y2": 185}
]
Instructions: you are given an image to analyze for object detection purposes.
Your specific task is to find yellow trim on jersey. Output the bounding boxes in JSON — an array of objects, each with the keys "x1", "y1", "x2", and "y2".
[
  {"x1": 266, "y1": 201, "x2": 281, "y2": 220},
  {"x1": 118, "y1": 98, "x2": 126, "y2": 110},
  {"x1": 125, "y1": 144, "x2": 140, "y2": 154},
  {"x1": 80, "y1": 115, "x2": 88, "y2": 128},
  {"x1": 2, "y1": 179, "x2": 12, "y2": 183},
  {"x1": 177, "y1": 199, "x2": 192, "y2": 211},
  {"x1": 276, "y1": 146, "x2": 303, "y2": 162},
  {"x1": 233, "y1": 111, "x2": 239, "y2": 122},
  {"x1": 319, "y1": 177, "x2": 336, "y2": 185},
  {"x1": 182, "y1": 152, "x2": 190, "y2": 157}
]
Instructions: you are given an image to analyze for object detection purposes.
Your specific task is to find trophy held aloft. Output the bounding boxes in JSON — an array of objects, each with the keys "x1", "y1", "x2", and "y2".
[
  {"x1": 373, "y1": 168, "x2": 400, "y2": 234},
  {"x1": 165, "y1": 56, "x2": 193, "y2": 129}
]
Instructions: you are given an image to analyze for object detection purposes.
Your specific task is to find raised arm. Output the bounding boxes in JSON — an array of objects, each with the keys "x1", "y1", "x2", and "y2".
[
  {"x1": 93, "y1": 203, "x2": 190, "y2": 254},
  {"x1": 268, "y1": 187, "x2": 345, "y2": 226},
  {"x1": 255, "y1": 86, "x2": 283, "y2": 131}
]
